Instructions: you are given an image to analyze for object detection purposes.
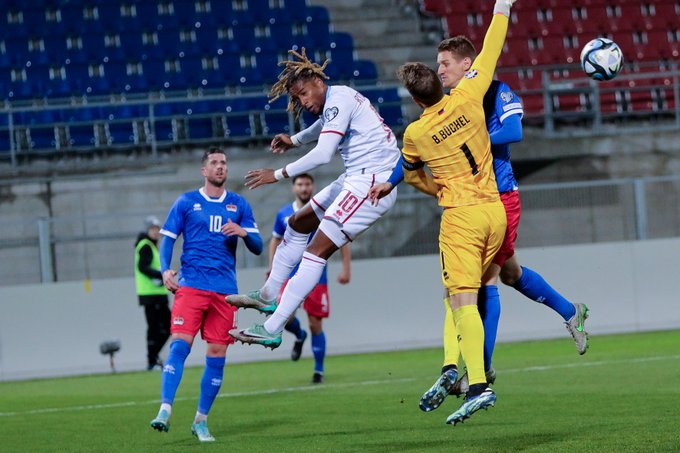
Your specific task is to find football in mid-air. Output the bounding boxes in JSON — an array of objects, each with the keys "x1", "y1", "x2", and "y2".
[{"x1": 580, "y1": 37, "x2": 623, "y2": 81}]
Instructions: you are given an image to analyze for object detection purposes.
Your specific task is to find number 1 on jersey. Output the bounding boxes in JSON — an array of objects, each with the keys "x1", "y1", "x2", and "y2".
[{"x1": 460, "y1": 143, "x2": 479, "y2": 175}]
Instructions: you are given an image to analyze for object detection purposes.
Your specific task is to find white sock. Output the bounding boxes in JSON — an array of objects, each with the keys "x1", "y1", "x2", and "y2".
[
  {"x1": 260, "y1": 226, "x2": 310, "y2": 300},
  {"x1": 264, "y1": 252, "x2": 327, "y2": 333},
  {"x1": 194, "y1": 412, "x2": 207, "y2": 423},
  {"x1": 160, "y1": 403, "x2": 172, "y2": 415}
]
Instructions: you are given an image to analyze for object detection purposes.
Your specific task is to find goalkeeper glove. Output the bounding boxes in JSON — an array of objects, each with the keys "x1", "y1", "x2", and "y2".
[{"x1": 494, "y1": 0, "x2": 517, "y2": 16}]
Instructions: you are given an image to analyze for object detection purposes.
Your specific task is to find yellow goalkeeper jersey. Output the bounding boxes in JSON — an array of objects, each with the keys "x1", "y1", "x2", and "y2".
[{"x1": 402, "y1": 13, "x2": 509, "y2": 208}]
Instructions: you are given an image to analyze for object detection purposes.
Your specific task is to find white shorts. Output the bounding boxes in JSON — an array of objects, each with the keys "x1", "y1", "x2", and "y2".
[{"x1": 310, "y1": 170, "x2": 397, "y2": 248}]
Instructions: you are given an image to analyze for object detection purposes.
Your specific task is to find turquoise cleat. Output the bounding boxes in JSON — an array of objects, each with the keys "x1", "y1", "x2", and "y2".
[
  {"x1": 226, "y1": 290, "x2": 277, "y2": 314},
  {"x1": 191, "y1": 420, "x2": 215, "y2": 442},
  {"x1": 446, "y1": 388, "x2": 496, "y2": 426},
  {"x1": 565, "y1": 303, "x2": 590, "y2": 355},
  {"x1": 419, "y1": 368, "x2": 458, "y2": 412},
  {"x1": 150, "y1": 409, "x2": 170, "y2": 432},
  {"x1": 229, "y1": 323, "x2": 282, "y2": 349}
]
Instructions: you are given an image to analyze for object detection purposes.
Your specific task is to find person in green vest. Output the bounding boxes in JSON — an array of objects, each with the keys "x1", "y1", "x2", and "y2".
[{"x1": 135, "y1": 215, "x2": 170, "y2": 371}]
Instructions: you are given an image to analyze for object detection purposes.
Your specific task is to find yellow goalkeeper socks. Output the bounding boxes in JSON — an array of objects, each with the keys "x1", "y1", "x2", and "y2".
[{"x1": 452, "y1": 304, "x2": 486, "y2": 386}]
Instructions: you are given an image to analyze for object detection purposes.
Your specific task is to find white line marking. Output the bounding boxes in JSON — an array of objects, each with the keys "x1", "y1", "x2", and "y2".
[{"x1": 1, "y1": 354, "x2": 678, "y2": 418}]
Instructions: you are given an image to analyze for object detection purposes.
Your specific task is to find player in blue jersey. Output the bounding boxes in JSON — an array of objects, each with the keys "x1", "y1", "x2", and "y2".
[
  {"x1": 269, "y1": 173, "x2": 351, "y2": 383},
  {"x1": 369, "y1": 35, "x2": 589, "y2": 411},
  {"x1": 149, "y1": 147, "x2": 263, "y2": 442}
]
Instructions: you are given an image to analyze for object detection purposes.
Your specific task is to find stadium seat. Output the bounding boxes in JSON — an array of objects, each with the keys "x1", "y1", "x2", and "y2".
[
  {"x1": 105, "y1": 121, "x2": 135, "y2": 146},
  {"x1": 351, "y1": 60, "x2": 378, "y2": 83},
  {"x1": 28, "y1": 126, "x2": 57, "y2": 150},
  {"x1": 186, "y1": 116, "x2": 215, "y2": 140},
  {"x1": 0, "y1": 0, "x2": 394, "y2": 150},
  {"x1": 262, "y1": 97, "x2": 292, "y2": 135},
  {"x1": 67, "y1": 124, "x2": 96, "y2": 148},
  {"x1": 150, "y1": 118, "x2": 177, "y2": 143},
  {"x1": 0, "y1": 129, "x2": 11, "y2": 155}
]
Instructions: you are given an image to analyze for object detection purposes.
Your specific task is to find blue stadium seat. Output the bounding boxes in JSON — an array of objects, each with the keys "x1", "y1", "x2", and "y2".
[
  {"x1": 7, "y1": 81, "x2": 37, "y2": 101},
  {"x1": 21, "y1": 109, "x2": 63, "y2": 125},
  {"x1": 122, "y1": 74, "x2": 150, "y2": 94},
  {"x1": 28, "y1": 126, "x2": 57, "y2": 150},
  {"x1": 82, "y1": 76, "x2": 111, "y2": 96},
  {"x1": 0, "y1": 129, "x2": 11, "y2": 155},
  {"x1": 111, "y1": 103, "x2": 148, "y2": 120},
  {"x1": 157, "y1": 29, "x2": 181, "y2": 58},
  {"x1": 80, "y1": 33, "x2": 106, "y2": 62},
  {"x1": 94, "y1": 4, "x2": 120, "y2": 28},
  {"x1": 187, "y1": 116, "x2": 215, "y2": 140},
  {"x1": 65, "y1": 106, "x2": 102, "y2": 122},
  {"x1": 263, "y1": 97, "x2": 292, "y2": 135},
  {"x1": 351, "y1": 60, "x2": 378, "y2": 83},
  {"x1": 106, "y1": 121, "x2": 135, "y2": 146},
  {"x1": 151, "y1": 119, "x2": 176, "y2": 143},
  {"x1": 364, "y1": 88, "x2": 403, "y2": 129},
  {"x1": 224, "y1": 97, "x2": 260, "y2": 138},
  {"x1": 328, "y1": 33, "x2": 355, "y2": 75},
  {"x1": 303, "y1": 6, "x2": 331, "y2": 47},
  {"x1": 300, "y1": 110, "x2": 318, "y2": 129},
  {"x1": 270, "y1": 22, "x2": 294, "y2": 45},
  {"x1": 68, "y1": 124, "x2": 96, "y2": 148}
]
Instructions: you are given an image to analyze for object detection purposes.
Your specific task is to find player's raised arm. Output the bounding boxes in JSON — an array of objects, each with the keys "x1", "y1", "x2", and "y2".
[
  {"x1": 401, "y1": 128, "x2": 439, "y2": 197},
  {"x1": 456, "y1": 0, "x2": 516, "y2": 100},
  {"x1": 245, "y1": 132, "x2": 342, "y2": 189},
  {"x1": 270, "y1": 120, "x2": 323, "y2": 154}
]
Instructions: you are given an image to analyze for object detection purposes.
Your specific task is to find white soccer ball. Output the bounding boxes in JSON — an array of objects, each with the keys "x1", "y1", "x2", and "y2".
[{"x1": 580, "y1": 37, "x2": 623, "y2": 81}]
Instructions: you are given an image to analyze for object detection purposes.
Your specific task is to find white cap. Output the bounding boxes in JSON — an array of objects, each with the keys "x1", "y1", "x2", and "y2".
[{"x1": 144, "y1": 216, "x2": 161, "y2": 229}]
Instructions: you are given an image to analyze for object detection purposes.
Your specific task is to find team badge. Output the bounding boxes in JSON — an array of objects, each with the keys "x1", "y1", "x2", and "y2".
[
  {"x1": 500, "y1": 91, "x2": 514, "y2": 102},
  {"x1": 324, "y1": 106, "x2": 339, "y2": 121},
  {"x1": 226, "y1": 204, "x2": 237, "y2": 212},
  {"x1": 464, "y1": 70, "x2": 478, "y2": 79},
  {"x1": 173, "y1": 316, "x2": 185, "y2": 326}
]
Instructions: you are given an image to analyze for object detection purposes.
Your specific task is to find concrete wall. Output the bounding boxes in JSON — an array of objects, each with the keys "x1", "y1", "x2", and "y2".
[{"x1": 1, "y1": 238, "x2": 679, "y2": 381}]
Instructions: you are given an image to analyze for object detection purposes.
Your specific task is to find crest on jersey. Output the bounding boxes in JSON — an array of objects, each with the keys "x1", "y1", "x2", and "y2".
[
  {"x1": 500, "y1": 91, "x2": 514, "y2": 102},
  {"x1": 226, "y1": 204, "x2": 237, "y2": 212},
  {"x1": 464, "y1": 70, "x2": 478, "y2": 79},
  {"x1": 324, "y1": 106, "x2": 339, "y2": 121}
]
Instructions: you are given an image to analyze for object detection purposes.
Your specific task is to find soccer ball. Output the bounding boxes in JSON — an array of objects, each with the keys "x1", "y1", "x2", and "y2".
[{"x1": 580, "y1": 38, "x2": 623, "y2": 81}]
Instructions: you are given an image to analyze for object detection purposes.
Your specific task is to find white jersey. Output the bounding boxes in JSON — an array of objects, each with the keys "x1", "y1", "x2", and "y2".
[{"x1": 292, "y1": 85, "x2": 400, "y2": 176}]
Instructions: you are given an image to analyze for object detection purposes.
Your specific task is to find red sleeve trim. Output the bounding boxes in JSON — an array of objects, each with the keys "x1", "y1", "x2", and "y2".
[{"x1": 320, "y1": 130, "x2": 345, "y2": 137}]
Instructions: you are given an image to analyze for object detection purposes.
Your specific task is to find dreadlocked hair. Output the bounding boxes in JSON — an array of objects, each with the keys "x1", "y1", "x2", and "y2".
[{"x1": 268, "y1": 48, "x2": 330, "y2": 118}]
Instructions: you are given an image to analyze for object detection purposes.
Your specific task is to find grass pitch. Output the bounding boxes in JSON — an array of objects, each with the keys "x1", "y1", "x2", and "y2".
[{"x1": 1, "y1": 330, "x2": 679, "y2": 452}]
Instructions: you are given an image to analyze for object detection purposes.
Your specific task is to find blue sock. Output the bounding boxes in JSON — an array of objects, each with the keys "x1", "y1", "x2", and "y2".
[
  {"x1": 161, "y1": 339, "x2": 191, "y2": 405},
  {"x1": 311, "y1": 332, "x2": 326, "y2": 373},
  {"x1": 478, "y1": 285, "x2": 501, "y2": 373},
  {"x1": 514, "y1": 266, "x2": 576, "y2": 322},
  {"x1": 285, "y1": 316, "x2": 304, "y2": 339},
  {"x1": 197, "y1": 356, "x2": 225, "y2": 415}
]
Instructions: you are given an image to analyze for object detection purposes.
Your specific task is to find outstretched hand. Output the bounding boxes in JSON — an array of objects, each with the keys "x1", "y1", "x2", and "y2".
[
  {"x1": 368, "y1": 182, "x2": 394, "y2": 206},
  {"x1": 271, "y1": 134, "x2": 295, "y2": 154},
  {"x1": 245, "y1": 168, "x2": 277, "y2": 189}
]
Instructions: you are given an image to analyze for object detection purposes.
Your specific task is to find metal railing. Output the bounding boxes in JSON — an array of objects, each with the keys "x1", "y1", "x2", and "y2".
[
  {"x1": 0, "y1": 85, "x2": 403, "y2": 167},
  {"x1": 498, "y1": 61, "x2": 680, "y2": 138},
  {"x1": 2, "y1": 174, "x2": 680, "y2": 286}
]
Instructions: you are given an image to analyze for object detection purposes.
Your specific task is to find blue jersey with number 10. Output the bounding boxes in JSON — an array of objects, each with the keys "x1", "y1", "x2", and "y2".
[{"x1": 161, "y1": 188, "x2": 259, "y2": 294}]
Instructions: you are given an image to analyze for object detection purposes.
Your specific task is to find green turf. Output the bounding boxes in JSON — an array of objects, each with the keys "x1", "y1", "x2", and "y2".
[{"x1": 2, "y1": 330, "x2": 680, "y2": 453}]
